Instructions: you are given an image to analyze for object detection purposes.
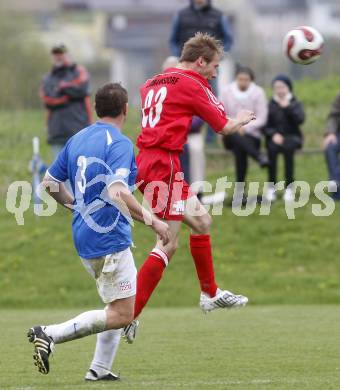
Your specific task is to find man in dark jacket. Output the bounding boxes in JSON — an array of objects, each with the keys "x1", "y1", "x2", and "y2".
[
  {"x1": 169, "y1": 0, "x2": 233, "y2": 56},
  {"x1": 40, "y1": 44, "x2": 93, "y2": 158},
  {"x1": 323, "y1": 93, "x2": 340, "y2": 200},
  {"x1": 169, "y1": 0, "x2": 233, "y2": 144}
]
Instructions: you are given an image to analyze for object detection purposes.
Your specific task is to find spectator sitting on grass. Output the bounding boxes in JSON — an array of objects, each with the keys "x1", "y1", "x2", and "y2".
[
  {"x1": 264, "y1": 75, "x2": 305, "y2": 202},
  {"x1": 219, "y1": 66, "x2": 268, "y2": 204}
]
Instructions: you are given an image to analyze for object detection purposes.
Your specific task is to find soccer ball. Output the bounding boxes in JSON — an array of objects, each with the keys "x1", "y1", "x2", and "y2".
[{"x1": 283, "y1": 26, "x2": 324, "y2": 65}]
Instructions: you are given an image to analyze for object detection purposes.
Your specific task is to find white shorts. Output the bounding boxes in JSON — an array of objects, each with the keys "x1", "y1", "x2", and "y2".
[{"x1": 81, "y1": 247, "x2": 137, "y2": 304}]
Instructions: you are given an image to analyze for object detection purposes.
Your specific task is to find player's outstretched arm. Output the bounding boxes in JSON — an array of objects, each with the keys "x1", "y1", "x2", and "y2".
[
  {"x1": 221, "y1": 110, "x2": 256, "y2": 136},
  {"x1": 108, "y1": 182, "x2": 170, "y2": 245},
  {"x1": 42, "y1": 174, "x2": 74, "y2": 211}
]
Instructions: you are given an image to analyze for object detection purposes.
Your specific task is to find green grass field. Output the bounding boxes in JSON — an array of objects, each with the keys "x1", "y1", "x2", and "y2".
[
  {"x1": 1, "y1": 306, "x2": 340, "y2": 390},
  {"x1": 0, "y1": 81, "x2": 340, "y2": 389}
]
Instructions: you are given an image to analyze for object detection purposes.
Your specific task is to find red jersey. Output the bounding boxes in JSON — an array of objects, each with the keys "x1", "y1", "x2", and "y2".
[{"x1": 136, "y1": 67, "x2": 228, "y2": 152}]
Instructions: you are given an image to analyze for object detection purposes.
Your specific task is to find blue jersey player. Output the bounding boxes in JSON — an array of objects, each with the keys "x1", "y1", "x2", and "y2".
[{"x1": 27, "y1": 83, "x2": 169, "y2": 380}]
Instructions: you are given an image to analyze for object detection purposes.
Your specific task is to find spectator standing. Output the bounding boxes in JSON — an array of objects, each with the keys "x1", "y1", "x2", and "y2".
[
  {"x1": 323, "y1": 93, "x2": 340, "y2": 200},
  {"x1": 40, "y1": 44, "x2": 93, "y2": 159},
  {"x1": 169, "y1": 0, "x2": 233, "y2": 144},
  {"x1": 220, "y1": 66, "x2": 268, "y2": 188},
  {"x1": 264, "y1": 75, "x2": 305, "y2": 202}
]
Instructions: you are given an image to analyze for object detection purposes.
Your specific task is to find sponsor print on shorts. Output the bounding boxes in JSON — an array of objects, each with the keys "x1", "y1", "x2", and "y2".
[
  {"x1": 172, "y1": 200, "x2": 185, "y2": 215},
  {"x1": 120, "y1": 280, "x2": 132, "y2": 292}
]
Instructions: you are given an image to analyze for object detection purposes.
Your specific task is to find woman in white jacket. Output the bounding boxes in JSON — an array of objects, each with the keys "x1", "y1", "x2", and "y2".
[{"x1": 220, "y1": 66, "x2": 268, "y2": 186}]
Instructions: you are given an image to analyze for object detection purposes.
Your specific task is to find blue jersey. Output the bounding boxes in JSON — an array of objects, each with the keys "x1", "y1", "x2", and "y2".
[{"x1": 48, "y1": 121, "x2": 137, "y2": 259}]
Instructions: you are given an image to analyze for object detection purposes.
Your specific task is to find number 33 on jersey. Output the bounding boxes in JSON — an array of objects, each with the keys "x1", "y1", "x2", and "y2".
[
  {"x1": 137, "y1": 67, "x2": 228, "y2": 153},
  {"x1": 142, "y1": 86, "x2": 167, "y2": 128}
]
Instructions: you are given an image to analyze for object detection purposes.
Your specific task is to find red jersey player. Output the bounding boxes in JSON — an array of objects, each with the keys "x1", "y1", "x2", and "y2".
[{"x1": 126, "y1": 33, "x2": 256, "y2": 339}]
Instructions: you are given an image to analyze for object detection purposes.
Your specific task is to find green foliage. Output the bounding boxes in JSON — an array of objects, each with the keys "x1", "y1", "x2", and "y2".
[
  {"x1": 295, "y1": 75, "x2": 340, "y2": 106},
  {"x1": 0, "y1": 8, "x2": 50, "y2": 109},
  {"x1": 1, "y1": 307, "x2": 340, "y2": 389},
  {"x1": 295, "y1": 75, "x2": 340, "y2": 147}
]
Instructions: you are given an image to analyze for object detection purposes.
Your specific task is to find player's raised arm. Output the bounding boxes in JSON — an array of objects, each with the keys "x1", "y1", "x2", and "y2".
[
  {"x1": 220, "y1": 110, "x2": 257, "y2": 136},
  {"x1": 108, "y1": 182, "x2": 170, "y2": 245},
  {"x1": 192, "y1": 83, "x2": 256, "y2": 136}
]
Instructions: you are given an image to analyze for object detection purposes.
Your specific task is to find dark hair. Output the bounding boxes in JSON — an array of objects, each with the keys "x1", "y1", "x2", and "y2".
[
  {"x1": 235, "y1": 65, "x2": 255, "y2": 81},
  {"x1": 272, "y1": 74, "x2": 293, "y2": 92},
  {"x1": 51, "y1": 44, "x2": 67, "y2": 54},
  {"x1": 95, "y1": 83, "x2": 128, "y2": 118},
  {"x1": 180, "y1": 32, "x2": 223, "y2": 63}
]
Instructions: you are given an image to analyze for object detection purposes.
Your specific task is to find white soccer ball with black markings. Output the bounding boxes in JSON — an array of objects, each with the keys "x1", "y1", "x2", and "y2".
[{"x1": 283, "y1": 26, "x2": 324, "y2": 65}]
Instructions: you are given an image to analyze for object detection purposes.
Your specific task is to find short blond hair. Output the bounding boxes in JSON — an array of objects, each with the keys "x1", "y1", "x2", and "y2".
[{"x1": 180, "y1": 32, "x2": 223, "y2": 64}]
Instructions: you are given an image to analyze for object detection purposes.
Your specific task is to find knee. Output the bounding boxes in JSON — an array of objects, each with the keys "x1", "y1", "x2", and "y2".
[
  {"x1": 283, "y1": 148, "x2": 296, "y2": 158},
  {"x1": 325, "y1": 143, "x2": 338, "y2": 155},
  {"x1": 267, "y1": 148, "x2": 277, "y2": 157},
  {"x1": 194, "y1": 213, "x2": 212, "y2": 234},
  {"x1": 113, "y1": 312, "x2": 134, "y2": 328},
  {"x1": 120, "y1": 311, "x2": 134, "y2": 327},
  {"x1": 171, "y1": 238, "x2": 179, "y2": 254},
  {"x1": 106, "y1": 305, "x2": 134, "y2": 329},
  {"x1": 163, "y1": 238, "x2": 179, "y2": 259}
]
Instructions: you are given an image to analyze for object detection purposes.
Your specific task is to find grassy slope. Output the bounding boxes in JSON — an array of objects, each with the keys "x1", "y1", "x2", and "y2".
[
  {"x1": 295, "y1": 75, "x2": 340, "y2": 148},
  {"x1": 1, "y1": 307, "x2": 340, "y2": 390},
  {"x1": 0, "y1": 74, "x2": 340, "y2": 309}
]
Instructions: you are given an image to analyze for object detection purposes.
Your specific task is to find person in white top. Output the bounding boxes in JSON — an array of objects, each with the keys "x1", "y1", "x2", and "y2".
[{"x1": 220, "y1": 66, "x2": 268, "y2": 191}]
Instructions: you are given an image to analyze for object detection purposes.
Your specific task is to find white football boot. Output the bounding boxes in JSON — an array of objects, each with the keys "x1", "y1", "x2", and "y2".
[
  {"x1": 200, "y1": 288, "x2": 248, "y2": 313},
  {"x1": 85, "y1": 369, "x2": 119, "y2": 381}
]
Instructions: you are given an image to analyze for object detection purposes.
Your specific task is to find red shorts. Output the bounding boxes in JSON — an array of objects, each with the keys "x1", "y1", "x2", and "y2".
[{"x1": 136, "y1": 148, "x2": 192, "y2": 221}]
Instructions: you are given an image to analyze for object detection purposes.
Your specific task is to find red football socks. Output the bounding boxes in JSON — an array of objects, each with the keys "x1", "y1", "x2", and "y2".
[
  {"x1": 134, "y1": 248, "x2": 169, "y2": 318},
  {"x1": 190, "y1": 234, "x2": 218, "y2": 298}
]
